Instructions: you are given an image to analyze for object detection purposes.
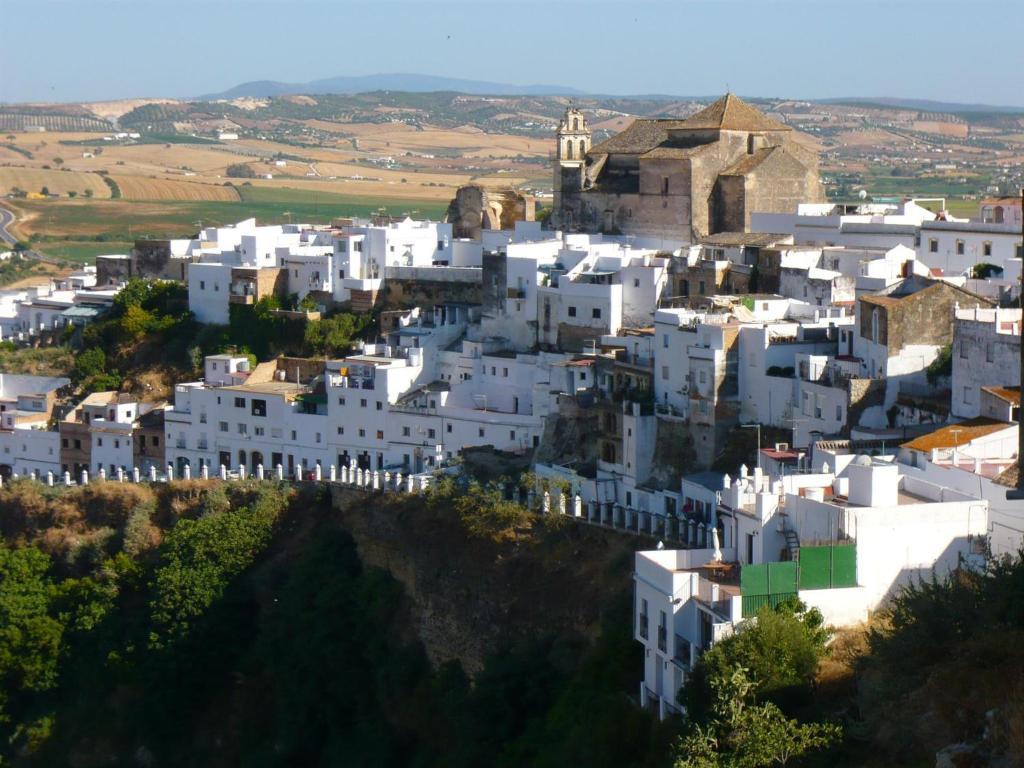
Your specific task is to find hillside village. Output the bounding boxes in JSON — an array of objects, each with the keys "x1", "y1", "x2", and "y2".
[{"x1": 0, "y1": 95, "x2": 1022, "y2": 760}]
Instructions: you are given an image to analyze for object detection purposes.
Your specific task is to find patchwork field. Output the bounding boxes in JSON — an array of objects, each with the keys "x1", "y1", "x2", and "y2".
[
  {"x1": 110, "y1": 175, "x2": 241, "y2": 201},
  {"x1": 0, "y1": 167, "x2": 111, "y2": 198}
]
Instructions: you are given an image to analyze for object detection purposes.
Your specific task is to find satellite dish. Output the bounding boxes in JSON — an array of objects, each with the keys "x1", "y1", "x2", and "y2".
[{"x1": 858, "y1": 189, "x2": 868, "y2": 200}]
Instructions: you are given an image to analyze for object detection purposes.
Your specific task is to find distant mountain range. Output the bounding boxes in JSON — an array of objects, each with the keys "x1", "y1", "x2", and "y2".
[
  {"x1": 821, "y1": 97, "x2": 1024, "y2": 114},
  {"x1": 199, "y1": 73, "x2": 587, "y2": 100},
  {"x1": 196, "y1": 74, "x2": 1024, "y2": 114}
]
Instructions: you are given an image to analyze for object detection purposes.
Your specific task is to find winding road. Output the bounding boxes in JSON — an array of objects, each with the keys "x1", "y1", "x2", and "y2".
[{"x1": 0, "y1": 203, "x2": 17, "y2": 247}]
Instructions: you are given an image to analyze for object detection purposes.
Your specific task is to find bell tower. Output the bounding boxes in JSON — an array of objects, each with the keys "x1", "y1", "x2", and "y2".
[{"x1": 553, "y1": 106, "x2": 591, "y2": 225}]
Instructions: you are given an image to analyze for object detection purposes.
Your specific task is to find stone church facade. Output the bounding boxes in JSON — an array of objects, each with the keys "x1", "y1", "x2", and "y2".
[{"x1": 552, "y1": 94, "x2": 823, "y2": 242}]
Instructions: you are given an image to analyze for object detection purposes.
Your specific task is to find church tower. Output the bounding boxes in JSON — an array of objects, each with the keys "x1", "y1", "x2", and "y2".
[{"x1": 553, "y1": 106, "x2": 591, "y2": 226}]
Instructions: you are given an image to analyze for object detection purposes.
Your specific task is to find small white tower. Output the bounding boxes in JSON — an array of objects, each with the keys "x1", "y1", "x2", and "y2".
[{"x1": 553, "y1": 106, "x2": 591, "y2": 225}]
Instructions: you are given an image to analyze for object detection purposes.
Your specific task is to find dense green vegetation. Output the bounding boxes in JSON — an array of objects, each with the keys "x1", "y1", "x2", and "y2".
[
  {"x1": 0, "y1": 466, "x2": 1021, "y2": 766},
  {"x1": 0, "y1": 479, "x2": 680, "y2": 767}
]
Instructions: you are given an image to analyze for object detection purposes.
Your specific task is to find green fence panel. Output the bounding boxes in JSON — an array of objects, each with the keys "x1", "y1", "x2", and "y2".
[
  {"x1": 798, "y1": 546, "x2": 832, "y2": 590},
  {"x1": 767, "y1": 561, "x2": 798, "y2": 594},
  {"x1": 740, "y1": 563, "x2": 769, "y2": 596},
  {"x1": 832, "y1": 544, "x2": 857, "y2": 587}
]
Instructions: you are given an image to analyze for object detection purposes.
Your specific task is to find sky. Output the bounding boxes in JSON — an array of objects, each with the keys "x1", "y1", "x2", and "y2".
[{"x1": 2, "y1": 0, "x2": 1022, "y2": 107}]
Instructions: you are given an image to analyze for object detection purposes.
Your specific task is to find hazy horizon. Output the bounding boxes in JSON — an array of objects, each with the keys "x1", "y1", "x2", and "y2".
[{"x1": 3, "y1": 0, "x2": 1022, "y2": 108}]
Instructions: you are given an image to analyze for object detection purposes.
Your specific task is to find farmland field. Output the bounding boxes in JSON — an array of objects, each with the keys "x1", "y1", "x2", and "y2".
[
  {"x1": 0, "y1": 167, "x2": 111, "y2": 198},
  {"x1": 7, "y1": 188, "x2": 449, "y2": 247},
  {"x1": 111, "y1": 175, "x2": 241, "y2": 201},
  {"x1": 35, "y1": 240, "x2": 135, "y2": 263}
]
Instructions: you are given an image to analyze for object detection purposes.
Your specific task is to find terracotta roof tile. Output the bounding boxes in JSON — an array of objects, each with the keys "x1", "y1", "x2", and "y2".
[{"x1": 901, "y1": 417, "x2": 1015, "y2": 453}]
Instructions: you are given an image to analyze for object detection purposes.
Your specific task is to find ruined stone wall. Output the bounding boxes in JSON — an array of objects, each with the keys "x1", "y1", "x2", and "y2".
[
  {"x1": 378, "y1": 278, "x2": 481, "y2": 312},
  {"x1": 846, "y1": 378, "x2": 887, "y2": 432}
]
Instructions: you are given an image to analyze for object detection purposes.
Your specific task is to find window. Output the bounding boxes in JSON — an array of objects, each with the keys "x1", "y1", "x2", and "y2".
[
  {"x1": 238, "y1": 423, "x2": 247, "y2": 435},
  {"x1": 199, "y1": 280, "x2": 205, "y2": 290},
  {"x1": 963, "y1": 386, "x2": 971, "y2": 404},
  {"x1": 234, "y1": 397, "x2": 245, "y2": 408},
  {"x1": 929, "y1": 238, "x2": 938, "y2": 253},
  {"x1": 402, "y1": 426, "x2": 411, "y2": 437},
  {"x1": 662, "y1": 365, "x2": 669, "y2": 380},
  {"x1": 437, "y1": 240, "x2": 444, "y2": 251},
  {"x1": 152, "y1": 436, "x2": 159, "y2": 447},
  {"x1": 360, "y1": 398, "x2": 367, "y2": 408},
  {"x1": 74, "y1": 439, "x2": 81, "y2": 450},
  {"x1": 97, "y1": 438, "x2": 103, "y2": 447},
  {"x1": 478, "y1": 428, "x2": 485, "y2": 438},
  {"x1": 698, "y1": 280, "x2": 705, "y2": 294},
  {"x1": 376, "y1": 430, "x2": 384, "y2": 440},
  {"x1": 639, "y1": 599, "x2": 649, "y2": 639},
  {"x1": 568, "y1": 306, "x2": 577, "y2": 318},
  {"x1": 983, "y1": 241, "x2": 993, "y2": 258},
  {"x1": 960, "y1": 340, "x2": 969, "y2": 359},
  {"x1": 316, "y1": 432, "x2": 322, "y2": 443},
  {"x1": 956, "y1": 240, "x2": 965, "y2": 256},
  {"x1": 491, "y1": 366, "x2": 496, "y2": 376},
  {"x1": 358, "y1": 428, "x2": 366, "y2": 437},
  {"x1": 251, "y1": 399, "x2": 266, "y2": 417},
  {"x1": 376, "y1": 401, "x2": 383, "y2": 411},
  {"x1": 447, "y1": 424, "x2": 452, "y2": 433},
  {"x1": 337, "y1": 426, "x2": 344, "y2": 435},
  {"x1": 510, "y1": 430, "x2": 516, "y2": 441},
  {"x1": 658, "y1": 611, "x2": 667, "y2": 652},
  {"x1": 338, "y1": 269, "x2": 345, "y2": 279},
  {"x1": 503, "y1": 367, "x2": 508, "y2": 377},
  {"x1": 661, "y1": 176, "x2": 669, "y2": 196},
  {"x1": 633, "y1": 278, "x2": 640, "y2": 288},
  {"x1": 699, "y1": 370, "x2": 707, "y2": 384},
  {"x1": 835, "y1": 405, "x2": 842, "y2": 420},
  {"x1": 290, "y1": 430, "x2": 297, "y2": 441},
  {"x1": 338, "y1": 397, "x2": 346, "y2": 406},
  {"x1": 219, "y1": 421, "x2": 228, "y2": 432},
  {"x1": 592, "y1": 307, "x2": 601, "y2": 319},
  {"x1": 61, "y1": 438, "x2": 68, "y2": 448},
  {"x1": 338, "y1": 241, "x2": 347, "y2": 253},
  {"x1": 254, "y1": 426, "x2": 265, "y2": 436},
  {"x1": 986, "y1": 343, "x2": 994, "y2": 363}
]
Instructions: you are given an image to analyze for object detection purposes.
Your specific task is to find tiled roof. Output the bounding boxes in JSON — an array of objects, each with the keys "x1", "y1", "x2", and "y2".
[
  {"x1": 700, "y1": 231, "x2": 791, "y2": 247},
  {"x1": 901, "y1": 417, "x2": 1015, "y2": 453},
  {"x1": 981, "y1": 386, "x2": 1021, "y2": 405},
  {"x1": 994, "y1": 464, "x2": 1019, "y2": 489},
  {"x1": 587, "y1": 119, "x2": 688, "y2": 155},
  {"x1": 678, "y1": 94, "x2": 791, "y2": 132},
  {"x1": 587, "y1": 94, "x2": 788, "y2": 156}
]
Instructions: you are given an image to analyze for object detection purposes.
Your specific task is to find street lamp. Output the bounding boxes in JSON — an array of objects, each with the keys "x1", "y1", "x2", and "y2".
[{"x1": 741, "y1": 423, "x2": 762, "y2": 471}]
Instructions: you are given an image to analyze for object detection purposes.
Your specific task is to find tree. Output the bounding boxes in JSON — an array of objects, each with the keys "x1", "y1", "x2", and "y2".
[
  {"x1": 685, "y1": 598, "x2": 829, "y2": 719},
  {"x1": 0, "y1": 546, "x2": 64, "y2": 730},
  {"x1": 675, "y1": 668, "x2": 840, "y2": 768},
  {"x1": 40, "y1": 186, "x2": 50, "y2": 196},
  {"x1": 53, "y1": 157, "x2": 63, "y2": 167},
  {"x1": 83, "y1": 188, "x2": 93, "y2": 198},
  {"x1": 225, "y1": 163, "x2": 256, "y2": 179}
]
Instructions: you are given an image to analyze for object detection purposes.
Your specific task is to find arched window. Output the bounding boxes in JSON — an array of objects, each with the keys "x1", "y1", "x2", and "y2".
[
  {"x1": 573, "y1": 117, "x2": 579, "y2": 131},
  {"x1": 579, "y1": 139, "x2": 586, "y2": 157},
  {"x1": 566, "y1": 141, "x2": 574, "y2": 160},
  {"x1": 994, "y1": 206, "x2": 1004, "y2": 223}
]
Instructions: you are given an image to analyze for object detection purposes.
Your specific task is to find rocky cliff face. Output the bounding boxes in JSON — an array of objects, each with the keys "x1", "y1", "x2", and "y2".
[{"x1": 329, "y1": 486, "x2": 650, "y2": 673}]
